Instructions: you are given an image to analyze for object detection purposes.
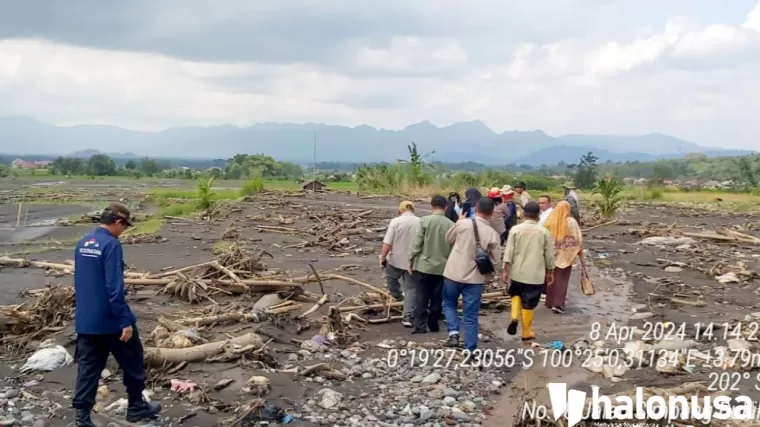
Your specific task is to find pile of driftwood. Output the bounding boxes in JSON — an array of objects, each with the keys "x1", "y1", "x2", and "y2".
[
  {"x1": 121, "y1": 233, "x2": 167, "y2": 245},
  {"x1": 0, "y1": 285, "x2": 74, "y2": 344},
  {"x1": 253, "y1": 207, "x2": 386, "y2": 252}
]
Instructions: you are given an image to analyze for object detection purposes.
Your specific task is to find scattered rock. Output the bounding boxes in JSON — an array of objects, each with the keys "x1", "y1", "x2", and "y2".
[
  {"x1": 421, "y1": 372, "x2": 441, "y2": 384},
  {"x1": 630, "y1": 312, "x2": 654, "y2": 320},
  {"x1": 318, "y1": 388, "x2": 344, "y2": 409}
]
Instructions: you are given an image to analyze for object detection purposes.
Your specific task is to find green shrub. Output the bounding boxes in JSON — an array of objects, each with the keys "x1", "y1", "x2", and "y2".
[
  {"x1": 592, "y1": 177, "x2": 624, "y2": 219},
  {"x1": 196, "y1": 176, "x2": 215, "y2": 210},
  {"x1": 240, "y1": 172, "x2": 265, "y2": 196}
]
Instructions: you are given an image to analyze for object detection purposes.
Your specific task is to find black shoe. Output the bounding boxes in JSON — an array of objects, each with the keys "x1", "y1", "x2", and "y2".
[
  {"x1": 445, "y1": 334, "x2": 460, "y2": 348},
  {"x1": 467, "y1": 351, "x2": 484, "y2": 371},
  {"x1": 392, "y1": 293, "x2": 404, "y2": 302},
  {"x1": 412, "y1": 328, "x2": 427, "y2": 334},
  {"x1": 552, "y1": 306, "x2": 566, "y2": 314},
  {"x1": 126, "y1": 400, "x2": 161, "y2": 422},
  {"x1": 507, "y1": 320, "x2": 518, "y2": 336},
  {"x1": 427, "y1": 323, "x2": 440, "y2": 333},
  {"x1": 75, "y1": 409, "x2": 96, "y2": 427},
  {"x1": 402, "y1": 317, "x2": 413, "y2": 328}
]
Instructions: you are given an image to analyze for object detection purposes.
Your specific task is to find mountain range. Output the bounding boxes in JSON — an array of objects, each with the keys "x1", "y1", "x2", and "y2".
[{"x1": 0, "y1": 116, "x2": 753, "y2": 166}]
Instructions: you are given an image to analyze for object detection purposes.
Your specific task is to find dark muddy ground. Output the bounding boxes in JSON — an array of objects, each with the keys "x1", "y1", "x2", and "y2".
[
  {"x1": 0, "y1": 190, "x2": 517, "y2": 426},
  {"x1": 2, "y1": 181, "x2": 759, "y2": 426}
]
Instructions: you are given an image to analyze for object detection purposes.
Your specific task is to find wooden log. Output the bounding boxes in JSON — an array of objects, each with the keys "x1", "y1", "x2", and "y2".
[
  {"x1": 125, "y1": 278, "x2": 303, "y2": 288},
  {"x1": 332, "y1": 293, "x2": 508, "y2": 313},
  {"x1": 0, "y1": 257, "x2": 72, "y2": 270},
  {"x1": 175, "y1": 313, "x2": 255, "y2": 327},
  {"x1": 320, "y1": 273, "x2": 392, "y2": 299},
  {"x1": 681, "y1": 232, "x2": 748, "y2": 243},
  {"x1": 267, "y1": 304, "x2": 302, "y2": 315},
  {"x1": 148, "y1": 261, "x2": 217, "y2": 279},
  {"x1": 143, "y1": 333, "x2": 264, "y2": 365}
]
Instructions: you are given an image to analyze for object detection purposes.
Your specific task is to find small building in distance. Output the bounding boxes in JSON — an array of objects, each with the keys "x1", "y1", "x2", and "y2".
[
  {"x1": 11, "y1": 159, "x2": 51, "y2": 169},
  {"x1": 301, "y1": 180, "x2": 326, "y2": 192}
]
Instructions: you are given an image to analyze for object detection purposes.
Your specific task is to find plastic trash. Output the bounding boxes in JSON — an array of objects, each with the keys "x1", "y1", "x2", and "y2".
[
  {"x1": 312, "y1": 335, "x2": 330, "y2": 346},
  {"x1": 549, "y1": 340, "x2": 565, "y2": 351},
  {"x1": 170, "y1": 379, "x2": 197, "y2": 393},
  {"x1": 175, "y1": 328, "x2": 203, "y2": 342},
  {"x1": 20, "y1": 339, "x2": 73, "y2": 373},
  {"x1": 240, "y1": 405, "x2": 293, "y2": 425},
  {"x1": 248, "y1": 309, "x2": 269, "y2": 323}
]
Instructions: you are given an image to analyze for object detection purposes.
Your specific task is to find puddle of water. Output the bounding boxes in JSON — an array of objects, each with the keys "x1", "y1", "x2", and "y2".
[
  {"x1": 482, "y1": 265, "x2": 633, "y2": 426},
  {"x1": 0, "y1": 225, "x2": 59, "y2": 244}
]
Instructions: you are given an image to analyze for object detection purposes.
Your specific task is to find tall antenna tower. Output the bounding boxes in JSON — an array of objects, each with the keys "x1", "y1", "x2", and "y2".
[{"x1": 312, "y1": 132, "x2": 317, "y2": 191}]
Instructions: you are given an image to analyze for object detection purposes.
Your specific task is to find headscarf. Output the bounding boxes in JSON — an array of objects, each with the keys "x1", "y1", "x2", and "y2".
[{"x1": 544, "y1": 200, "x2": 572, "y2": 241}]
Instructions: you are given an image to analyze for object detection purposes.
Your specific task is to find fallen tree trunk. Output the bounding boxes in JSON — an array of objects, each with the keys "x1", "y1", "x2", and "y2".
[
  {"x1": 682, "y1": 231, "x2": 760, "y2": 244},
  {"x1": 144, "y1": 333, "x2": 264, "y2": 365},
  {"x1": 125, "y1": 278, "x2": 303, "y2": 294},
  {"x1": 332, "y1": 292, "x2": 508, "y2": 313},
  {"x1": 0, "y1": 256, "x2": 73, "y2": 269},
  {"x1": 0, "y1": 256, "x2": 149, "y2": 278},
  {"x1": 319, "y1": 273, "x2": 392, "y2": 298}
]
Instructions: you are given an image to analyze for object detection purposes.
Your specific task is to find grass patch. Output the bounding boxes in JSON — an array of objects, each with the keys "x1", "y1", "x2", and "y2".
[
  {"x1": 148, "y1": 187, "x2": 240, "y2": 201},
  {"x1": 127, "y1": 217, "x2": 165, "y2": 234},
  {"x1": 240, "y1": 175, "x2": 265, "y2": 196},
  {"x1": 158, "y1": 203, "x2": 198, "y2": 217}
]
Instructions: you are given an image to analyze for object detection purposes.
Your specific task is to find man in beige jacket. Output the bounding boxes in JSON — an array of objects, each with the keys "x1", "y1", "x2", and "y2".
[{"x1": 442, "y1": 198, "x2": 502, "y2": 350}]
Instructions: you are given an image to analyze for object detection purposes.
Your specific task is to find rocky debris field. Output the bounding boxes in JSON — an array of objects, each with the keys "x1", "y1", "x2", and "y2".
[
  {"x1": 1, "y1": 180, "x2": 760, "y2": 427},
  {"x1": 0, "y1": 186, "x2": 522, "y2": 427}
]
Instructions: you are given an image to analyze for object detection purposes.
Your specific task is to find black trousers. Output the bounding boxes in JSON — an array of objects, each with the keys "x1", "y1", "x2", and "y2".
[
  {"x1": 72, "y1": 327, "x2": 146, "y2": 411},
  {"x1": 412, "y1": 272, "x2": 444, "y2": 331},
  {"x1": 508, "y1": 280, "x2": 545, "y2": 310}
]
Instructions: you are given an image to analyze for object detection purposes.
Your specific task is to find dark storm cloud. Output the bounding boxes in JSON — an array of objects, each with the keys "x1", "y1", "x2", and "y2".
[{"x1": 0, "y1": 0, "x2": 606, "y2": 65}]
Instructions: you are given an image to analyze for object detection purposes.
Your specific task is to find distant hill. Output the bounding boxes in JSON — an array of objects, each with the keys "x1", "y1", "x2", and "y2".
[
  {"x1": 68, "y1": 149, "x2": 138, "y2": 158},
  {"x1": 0, "y1": 116, "x2": 753, "y2": 165}
]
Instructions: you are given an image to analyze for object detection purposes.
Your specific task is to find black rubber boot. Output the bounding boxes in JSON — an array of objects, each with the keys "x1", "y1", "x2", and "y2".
[
  {"x1": 126, "y1": 399, "x2": 161, "y2": 423},
  {"x1": 75, "y1": 409, "x2": 97, "y2": 427}
]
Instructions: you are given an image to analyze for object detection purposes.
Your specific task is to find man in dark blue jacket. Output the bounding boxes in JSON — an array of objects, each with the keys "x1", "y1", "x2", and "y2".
[{"x1": 72, "y1": 203, "x2": 160, "y2": 426}]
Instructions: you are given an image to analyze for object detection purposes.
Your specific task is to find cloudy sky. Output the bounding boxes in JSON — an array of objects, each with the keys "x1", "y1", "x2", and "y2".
[{"x1": 1, "y1": 0, "x2": 759, "y2": 149}]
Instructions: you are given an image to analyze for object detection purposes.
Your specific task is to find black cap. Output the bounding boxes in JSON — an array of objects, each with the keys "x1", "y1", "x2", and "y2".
[
  {"x1": 515, "y1": 181, "x2": 527, "y2": 189},
  {"x1": 431, "y1": 195, "x2": 448, "y2": 208},
  {"x1": 523, "y1": 201, "x2": 540, "y2": 216},
  {"x1": 104, "y1": 202, "x2": 133, "y2": 226}
]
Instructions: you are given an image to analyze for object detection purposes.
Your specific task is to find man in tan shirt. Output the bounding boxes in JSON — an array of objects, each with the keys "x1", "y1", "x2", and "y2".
[
  {"x1": 380, "y1": 201, "x2": 421, "y2": 327},
  {"x1": 442, "y1": 198, "x2": 501, "y2": 350},
  {"x1": 501, "y1": 201, "x2": 555, "y2": 342}
]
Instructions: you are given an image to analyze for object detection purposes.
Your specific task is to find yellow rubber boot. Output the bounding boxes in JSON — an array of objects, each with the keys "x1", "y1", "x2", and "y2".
[
  {"x1": 510, "y1": 296, "x2": 522, "y2": 321},
  {"x1": 507, "y1": 296, "x2": 521, "y2": 336},
  {"x1": 521, "y1": 309, "x2": 536, "y2": 342}
]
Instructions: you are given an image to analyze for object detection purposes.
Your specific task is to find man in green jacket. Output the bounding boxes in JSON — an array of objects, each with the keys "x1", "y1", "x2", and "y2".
[{"x1": 408, "y1": 195, "x2": 455, "y2": 334}]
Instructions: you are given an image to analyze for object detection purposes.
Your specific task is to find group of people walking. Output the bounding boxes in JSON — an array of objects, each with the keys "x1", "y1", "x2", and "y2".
[{"x1": 380, "y1": 181, "x2": 585, "y2": 350}]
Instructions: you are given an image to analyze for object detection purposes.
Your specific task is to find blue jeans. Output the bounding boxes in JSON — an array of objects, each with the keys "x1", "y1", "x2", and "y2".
[{"x1": 442, "y1": 278, "x2": 484, "y2": 351}]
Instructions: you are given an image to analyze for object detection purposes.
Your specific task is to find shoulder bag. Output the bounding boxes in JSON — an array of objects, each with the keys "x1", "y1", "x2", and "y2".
[{"x1": 471, "y1": 218, "x2": 495, "y2": 275}]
